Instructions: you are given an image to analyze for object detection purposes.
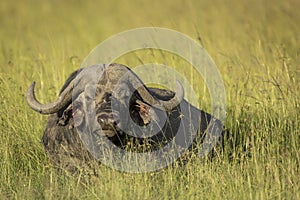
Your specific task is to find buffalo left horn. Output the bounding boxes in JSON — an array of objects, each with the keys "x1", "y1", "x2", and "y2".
[{"x1": 26, "y1": 81, "x2": 74, "y2": 114}]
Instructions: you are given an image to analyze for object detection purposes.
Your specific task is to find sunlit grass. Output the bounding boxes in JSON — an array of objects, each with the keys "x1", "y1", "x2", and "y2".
[{"x1": 0, "y1": 0, "x2": 299, "y2": 199}]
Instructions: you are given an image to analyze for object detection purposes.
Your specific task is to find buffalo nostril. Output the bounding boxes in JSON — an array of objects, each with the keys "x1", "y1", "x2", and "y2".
[
  {"x1": 99, "y1": 118, "x2": 105, "y2": 123},
  {"x1": 113, "y1": 120, "x2": 122, "y2": 130},
  {"x1": 113, "y1": 119, "x2": 120, "y2": 126}
]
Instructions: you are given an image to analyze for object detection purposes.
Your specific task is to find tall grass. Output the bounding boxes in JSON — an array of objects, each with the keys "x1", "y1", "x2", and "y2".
[{"x1": 0, "y1": 0, "x2": 299, "y2": 199}]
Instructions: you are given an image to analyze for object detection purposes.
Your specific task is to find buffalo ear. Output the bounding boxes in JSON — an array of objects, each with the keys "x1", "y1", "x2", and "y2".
[{"x1": 135, "y1": 100, "x2": 159, "y2": 125}]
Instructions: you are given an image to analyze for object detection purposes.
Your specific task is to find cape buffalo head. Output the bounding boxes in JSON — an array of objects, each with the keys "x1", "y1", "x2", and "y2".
[{"x1": 26, "y1": 63, "x2": 184, "y2": 139}]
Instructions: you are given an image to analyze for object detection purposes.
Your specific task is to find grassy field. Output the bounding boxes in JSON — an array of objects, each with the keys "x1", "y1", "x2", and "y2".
[{"x1": 0, "y1": 0, "x2": 299, "y2": 199}]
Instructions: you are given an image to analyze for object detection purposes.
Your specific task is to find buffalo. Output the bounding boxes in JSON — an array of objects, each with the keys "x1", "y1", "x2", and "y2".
[{"x1": 26, "y1": 63, "x2": 223, "y2": 173}]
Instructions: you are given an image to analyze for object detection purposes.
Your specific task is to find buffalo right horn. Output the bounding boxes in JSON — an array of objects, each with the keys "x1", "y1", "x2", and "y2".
[{"x1": 126, "y1": 70, "x2": 184, "y2": 111}]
